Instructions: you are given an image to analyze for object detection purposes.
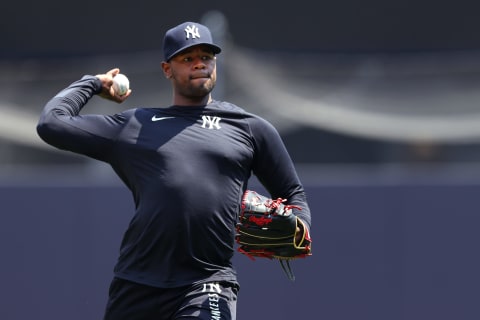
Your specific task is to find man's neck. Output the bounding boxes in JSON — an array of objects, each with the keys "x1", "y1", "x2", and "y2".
[{"x1": 173, "y1": 95, "x2": 212, "y2": 107}]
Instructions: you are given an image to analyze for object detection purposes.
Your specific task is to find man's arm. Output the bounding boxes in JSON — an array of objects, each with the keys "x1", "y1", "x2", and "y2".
[
  {"x1": 36, "y1": 68, "x2": 131, "y2": 161},
  {"x1": 249, "y1": 117, "x2": 312, "y2": 233}
]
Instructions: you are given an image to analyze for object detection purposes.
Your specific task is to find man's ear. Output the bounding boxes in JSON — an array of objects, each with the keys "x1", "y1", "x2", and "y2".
[{"x1": 161, "y1": 61, "x2": 172, "y2": 79}]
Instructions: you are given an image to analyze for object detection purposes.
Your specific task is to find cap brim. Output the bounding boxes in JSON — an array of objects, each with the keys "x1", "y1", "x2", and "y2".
[{"x1": 166, "y1": 43, "x2": 222, "y2": 61}]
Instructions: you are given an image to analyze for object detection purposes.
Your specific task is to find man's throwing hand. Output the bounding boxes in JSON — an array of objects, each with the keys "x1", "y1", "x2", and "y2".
[{"x1": 95, "y1": 68, "x2": 132, "y2": 103}]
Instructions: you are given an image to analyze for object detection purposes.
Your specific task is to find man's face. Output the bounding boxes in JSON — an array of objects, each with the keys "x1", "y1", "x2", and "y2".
[{"x1": 164, "y1": 45, "x2": 217, "y2": 100}]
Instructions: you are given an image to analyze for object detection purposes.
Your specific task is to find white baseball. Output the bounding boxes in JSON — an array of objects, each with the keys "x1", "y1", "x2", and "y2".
[{"x1": 112, "y1": 74, "x2": 130, "y2": 96}]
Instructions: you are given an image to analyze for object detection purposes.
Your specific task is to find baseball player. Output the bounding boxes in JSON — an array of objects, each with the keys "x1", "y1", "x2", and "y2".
[{"x1": 36, "y1": 21, "x2": 312, "y2": 320}]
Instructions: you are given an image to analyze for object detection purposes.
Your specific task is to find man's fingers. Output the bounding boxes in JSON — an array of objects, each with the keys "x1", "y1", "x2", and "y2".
[
  {"x1": 101, "y1": 88, "x2": 132, "y2": 103},
  {"x1": 107, "y1": 68, "x2": 120, "y2": 77},
  {"x1": 95, "y1": 68, "x2": 131, "y2": 103}
]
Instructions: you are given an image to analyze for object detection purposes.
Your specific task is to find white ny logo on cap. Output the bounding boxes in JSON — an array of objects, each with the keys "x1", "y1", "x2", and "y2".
[{"x1": 184, "y1": 25, "x2": 201, "y2": 39}]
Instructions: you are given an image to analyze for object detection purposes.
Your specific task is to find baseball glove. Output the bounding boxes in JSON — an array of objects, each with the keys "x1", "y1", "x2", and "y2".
[{"x1": 236, "y1": 190, "x2": 312, "y2": 280}]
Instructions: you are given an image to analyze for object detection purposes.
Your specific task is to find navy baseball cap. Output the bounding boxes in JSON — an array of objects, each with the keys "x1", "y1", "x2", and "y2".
[{"x1": 162, "y1": 22, "x2": 222, "y2": 61}]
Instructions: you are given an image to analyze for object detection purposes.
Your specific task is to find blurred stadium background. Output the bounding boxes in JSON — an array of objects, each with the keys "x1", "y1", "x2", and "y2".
[
  {"x1": 3, "y1": 1, "x2": 480, "y2": 175},
  {"x1": 2, "y1": 1, "x2": 480, "y2": 319}
]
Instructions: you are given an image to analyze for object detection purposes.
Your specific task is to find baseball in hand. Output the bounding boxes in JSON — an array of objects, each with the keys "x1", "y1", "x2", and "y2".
[{"x1": 112, "y1": 74, "x2": 130, "y2": 96}]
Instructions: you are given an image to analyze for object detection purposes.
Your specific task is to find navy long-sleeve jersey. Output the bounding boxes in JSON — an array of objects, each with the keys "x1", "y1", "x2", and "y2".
[{"x1": 37, "y1": 76, "x2": 311, "y2": 288}]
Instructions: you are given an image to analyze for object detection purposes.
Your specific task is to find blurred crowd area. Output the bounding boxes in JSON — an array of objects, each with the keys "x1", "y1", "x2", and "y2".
[{"x1": 3, "y1": 6, "x2": 480, "y2": 183}]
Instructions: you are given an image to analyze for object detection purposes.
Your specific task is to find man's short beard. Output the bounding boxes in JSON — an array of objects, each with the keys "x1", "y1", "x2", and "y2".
[{"x1": 182, "y1": 77, "x2": 216, "y2": 98}]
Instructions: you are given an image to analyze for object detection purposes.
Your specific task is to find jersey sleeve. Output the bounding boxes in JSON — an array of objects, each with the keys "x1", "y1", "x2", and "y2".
[
  {"x1": 248, "y1": 116, "x2": 312, "y2": 231},
  {"x1": 36, "y1": 75, "x2": 126, "y2": 162}
]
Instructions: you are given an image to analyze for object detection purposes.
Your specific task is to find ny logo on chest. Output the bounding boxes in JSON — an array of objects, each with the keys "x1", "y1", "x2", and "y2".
[{"x1": 201, "y1": 115, "x2": 222, "y2": 130}]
